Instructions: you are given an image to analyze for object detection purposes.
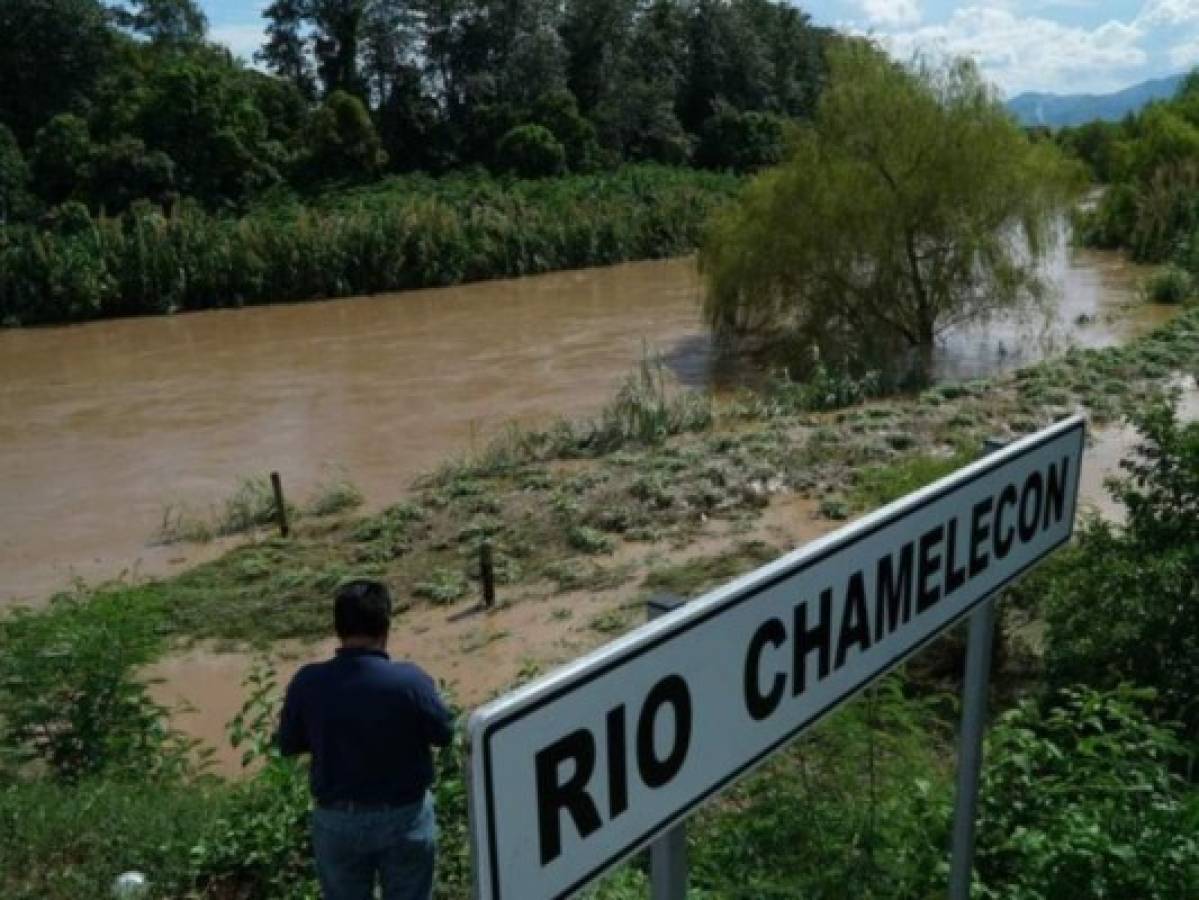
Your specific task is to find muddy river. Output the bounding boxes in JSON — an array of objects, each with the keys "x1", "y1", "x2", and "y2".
[{"x1": 0, "y1": 240, "x2": 1175, "y2": 605}]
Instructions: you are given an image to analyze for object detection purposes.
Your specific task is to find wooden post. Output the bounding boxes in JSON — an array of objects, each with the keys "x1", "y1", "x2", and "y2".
[
  {"x1": 270, "y1": 471, "x2": 289, "y2": 538},
  {"x1": 480, "y1": 541, "x2": 496, "y2": 609}
]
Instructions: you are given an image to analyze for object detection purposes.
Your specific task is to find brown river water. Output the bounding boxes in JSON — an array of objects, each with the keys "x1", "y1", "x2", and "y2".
[
  {"x1": 0, "y1": 242, "x2": 1173, "y2": 606},
  {"x1": 1, "y1": 235, "x2": 1187, "y2": 772}
]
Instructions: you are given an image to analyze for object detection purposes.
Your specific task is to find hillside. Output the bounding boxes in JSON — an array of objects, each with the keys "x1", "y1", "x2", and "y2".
[{"x1": 1008, "y1": 73, "x2": 1185, "y2": 127}]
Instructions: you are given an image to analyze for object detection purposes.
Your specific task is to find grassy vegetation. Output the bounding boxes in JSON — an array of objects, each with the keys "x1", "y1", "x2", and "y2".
[{"x1": 0, "y1": 166, "x2": 739, "y2": 327}]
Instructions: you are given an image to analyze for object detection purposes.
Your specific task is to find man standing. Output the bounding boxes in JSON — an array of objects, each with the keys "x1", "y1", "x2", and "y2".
[{"x1": 278, "y1": 579, "x2": 454, "y2": 900}]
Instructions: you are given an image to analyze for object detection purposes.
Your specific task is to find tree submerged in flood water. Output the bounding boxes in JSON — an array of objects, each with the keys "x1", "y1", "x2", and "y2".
[{"x1": 700, "y1": 42, "x2": 1085, "y2": 371}]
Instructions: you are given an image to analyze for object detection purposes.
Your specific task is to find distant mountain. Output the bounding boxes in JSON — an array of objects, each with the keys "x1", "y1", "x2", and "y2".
[{"x1": 1007, "y1": 74, "x2": 1187, "y2": 128}]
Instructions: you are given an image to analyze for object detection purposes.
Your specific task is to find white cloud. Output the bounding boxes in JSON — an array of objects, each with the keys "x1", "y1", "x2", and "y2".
[
  {"x1": 209, "y1": 23, "x2": 267, "y2": 62},
  {"x1": 878, "y1": 7, "x2": 1148, "y2": 95},
  {"x1": 1139, "y1": 0, "x2": 1199, "y2": 28},
  {"x1": 1169, "y1": 33, "x2": 1199, "y2": 68},
  {"x1": 856, "y1": 0, "x2": 922, "y2": 27}
]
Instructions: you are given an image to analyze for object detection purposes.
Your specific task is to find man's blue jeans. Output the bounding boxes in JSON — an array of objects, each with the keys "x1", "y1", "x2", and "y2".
[{"x1": 312, "y1": 793, "x2": 436, "y2": 900}]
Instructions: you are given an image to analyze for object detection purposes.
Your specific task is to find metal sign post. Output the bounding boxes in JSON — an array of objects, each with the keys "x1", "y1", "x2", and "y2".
[
  {"x1": 948, "y1": 438, "x2": 1007, "y2": 900},
  {"x1": 647, "y1": 594, "x2": 688, "y2": 900},
  {"x1": 466, "y1": 418, "x2": 1084, "y2": 900}
]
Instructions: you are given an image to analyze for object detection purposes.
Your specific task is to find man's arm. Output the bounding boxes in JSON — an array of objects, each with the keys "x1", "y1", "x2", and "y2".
[
  {"x1": 413, "y1": 671, "x2": 455, "y2": 747},
  {"x1": 276, "y1": 674, "x2": 310, "y2": 757}
]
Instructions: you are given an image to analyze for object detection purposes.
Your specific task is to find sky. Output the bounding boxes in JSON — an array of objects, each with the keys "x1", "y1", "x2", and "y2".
[{"x1": 200, "y1": 0, "x2": 1199, "y2": 98}]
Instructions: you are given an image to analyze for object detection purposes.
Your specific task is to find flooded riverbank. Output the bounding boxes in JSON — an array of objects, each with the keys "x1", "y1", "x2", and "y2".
[{"x1": 0, "y1": 242, "x2": 1175, "y2": 604}]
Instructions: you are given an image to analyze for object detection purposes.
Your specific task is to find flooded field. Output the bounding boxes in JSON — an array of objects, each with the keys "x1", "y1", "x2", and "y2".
[{"x1": 0, "y1": 240, "x2": 1172, "y2": 605}]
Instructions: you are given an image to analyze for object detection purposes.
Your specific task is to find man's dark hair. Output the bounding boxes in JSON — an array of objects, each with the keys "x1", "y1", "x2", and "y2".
[{"x1": 334, "y1": 579, "x2": 393, "y2": 639}]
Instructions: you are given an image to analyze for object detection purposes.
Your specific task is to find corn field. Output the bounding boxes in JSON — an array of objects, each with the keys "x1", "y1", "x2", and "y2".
[{"x1": 0, "y1": 166, "x2": 740, "y2": 326}]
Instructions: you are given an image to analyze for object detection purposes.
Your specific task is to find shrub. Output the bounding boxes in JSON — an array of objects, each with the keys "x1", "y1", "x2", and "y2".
[
  {"x1": 1040, "y1": 399, "x2": 1199, "y2": 741},
  {"x1": 975, "y1": 686, "x2": 1199, "y2": 900},
  {"x1": 1143, "y1": 265, "x2": 1194, "y2": 304},
  {"x1": 695, "y1": 104, "x2": 789, "y2": 173},
  {"x1": 0, "y1": 587, "x2": 196, "y2": 783},
  {"x1": 495, "y1": 124, "x2": 566, "y2": 178}
]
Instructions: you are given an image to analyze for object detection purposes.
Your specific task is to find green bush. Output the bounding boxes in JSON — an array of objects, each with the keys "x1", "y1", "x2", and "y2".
[
  {"x1": 1143, "y1": 265, "x2": 1194, "y2": 304},
  {"x1": 695, "y1": 104, "x2": 789, "y2": 173},
  {"x1": 975, "y1": 685, "x2": 1199, "y2": 900},
  {"x1": 1040, "y1": 399, "x2": 1199, "y2": 741},
  {"x1": 495, "y1": 124, "x2": 567, "y2": 178},
  {"x1": 0, "y1": 587, "x2": 194, "y2": 782}
]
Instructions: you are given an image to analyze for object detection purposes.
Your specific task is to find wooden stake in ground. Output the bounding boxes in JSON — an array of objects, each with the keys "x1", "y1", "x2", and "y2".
[
  {"x1": 480, "y1": 540, "x2": 496, "y2": 609},
  {"x1": 270, "y1": 471, "x2": 290, "y2": 538}
]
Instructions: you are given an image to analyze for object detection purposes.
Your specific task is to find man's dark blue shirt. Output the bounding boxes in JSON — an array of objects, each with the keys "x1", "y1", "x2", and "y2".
[{"x1": 277, "y1": 648, "x2": 454, "y2": 806}]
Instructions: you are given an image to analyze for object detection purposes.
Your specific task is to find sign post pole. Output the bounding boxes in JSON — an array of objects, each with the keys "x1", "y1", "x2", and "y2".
[
  {"x1": 947, "y1": 595, "x2": 995, "y2": 900},
  {"x1": 948, "y1": 438, "x2": 1008, "y2": 900},
  {"x1": 647, "y1": 594, "x2": 688, "y2": 900}
]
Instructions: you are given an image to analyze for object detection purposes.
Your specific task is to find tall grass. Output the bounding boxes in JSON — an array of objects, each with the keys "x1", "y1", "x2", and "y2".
[
  {"x1": 0, "y1": 166, "x2": 740, "y2": 326},
  {"x1": 426, "y1": 354, "x2": 713, "y2": 485}
]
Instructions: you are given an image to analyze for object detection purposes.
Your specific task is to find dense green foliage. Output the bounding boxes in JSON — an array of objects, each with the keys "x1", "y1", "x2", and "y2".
[
  {"x1": 0, "y1": 166, "x2": 737, "y2": 325},
  {"x1": 0, "y1": 0, "x2": 827, "y2": 221},
  {"x1": 1038, "y1": 401, "x2": 1199, "y2": 743},
  {"x1": 701, "y1": 43, "x2": 1082, "y2": 371},
  {"x1": 1067, "y1": 70, "x2": 1199, "y2": 296},
  {"x1": 0, "y1": 588, "x2": 196, "y2": 782},
  {"x1": 975, "y1": 685, "x2": 1199, "y2": 900}
]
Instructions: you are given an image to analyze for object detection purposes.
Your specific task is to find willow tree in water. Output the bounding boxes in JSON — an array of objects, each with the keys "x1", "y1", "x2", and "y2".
[{"x1": 700, "y1": 42, "x2": 1083, "y2": 364}]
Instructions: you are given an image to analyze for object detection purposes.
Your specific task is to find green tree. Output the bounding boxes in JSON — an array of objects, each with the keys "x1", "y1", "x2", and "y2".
[
  {"x1": 306, "y1": 89, "x2": 388, "y2": 179},
  {"x1": 89, "y1": 137, "x2": 176, "y2": 213},
  {"x1": 111, "y1": 0, "x2": 208, "y2": 46},
  {"x1": 560, "y1": 0, "x2": 635, "y2": 116},
  {"x1": 695, "y1": 101, "x2": 787, "y2": 171},
  {"x1": 137, "y1": 54, "x2": 285, "y2": 205},
  {"x1": 701, "y1": 43, "x2": 1081, "y2": 361},
  {"x1": 0, "y1": 0, "x2": 112, "y2": 145},
  {"x1": 0, "y1": 125, "x2": 32, "y2": 223},
  {"x1": 495, "y1": 123, "x2": 566, "y2": 177},
  {"x1": 259, "y1": 0, "x2": 318, "y2": 98},
  {"x1": 31, "y1": 114, "x2": 95, "y2": 206},
  {"x1": 529, "y1": 90, "x2": 600, "y2": 170},
  {"x1": 595, "y1": 0, "x2": 691, "y2": 164}
]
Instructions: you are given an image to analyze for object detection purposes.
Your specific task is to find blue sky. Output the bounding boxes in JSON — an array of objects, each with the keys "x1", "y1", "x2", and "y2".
[{"x1": 202, "y1": 0, "x2": 1199, "y2": 97}]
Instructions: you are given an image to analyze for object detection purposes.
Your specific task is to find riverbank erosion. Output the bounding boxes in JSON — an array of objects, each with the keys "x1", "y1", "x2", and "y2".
[{"x1": 2, "y1": 303, "x2": 1198, "y2": 898}]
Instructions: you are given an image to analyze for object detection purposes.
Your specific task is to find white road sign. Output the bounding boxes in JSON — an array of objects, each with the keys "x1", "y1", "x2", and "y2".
[{"x1": 467, "y1": 415, "x2": 1085, "y2": 900}]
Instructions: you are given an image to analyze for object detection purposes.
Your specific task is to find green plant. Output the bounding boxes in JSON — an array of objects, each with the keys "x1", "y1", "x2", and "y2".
[
  {"x1": 219, "y1": 475, "x2": 291, "y2": 536},
  {"x1": 413, "y1": 568, "x2": 468, "y2": 604},
  {"x1": 849, "y1": 451, "x2": 974, "y2": 511},
  {"x1": 495, "y1": 124, "x2": 566, "y2": 178},
  {"x1": 0, "y1": 587, "x2": 198, "y2": 782},
  {"x1": 186, "y1": 658, "x2": 315, "y2": 898},
  {"x1": 1040, "y1": 399, "x2": 1199, "y2": 741},
  {"x1": 567, "y1": 525, "x2": 615, "y2": 554},
  {"x1": 975, "y1": 685, "x2": 1199, "y2": 900},
  {"x1": 1143, "y1": 265, "x2": 1194, "y2": 304},
  {"x1": 304, "y1": 468, "x2": 364, "y2": 517}
]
